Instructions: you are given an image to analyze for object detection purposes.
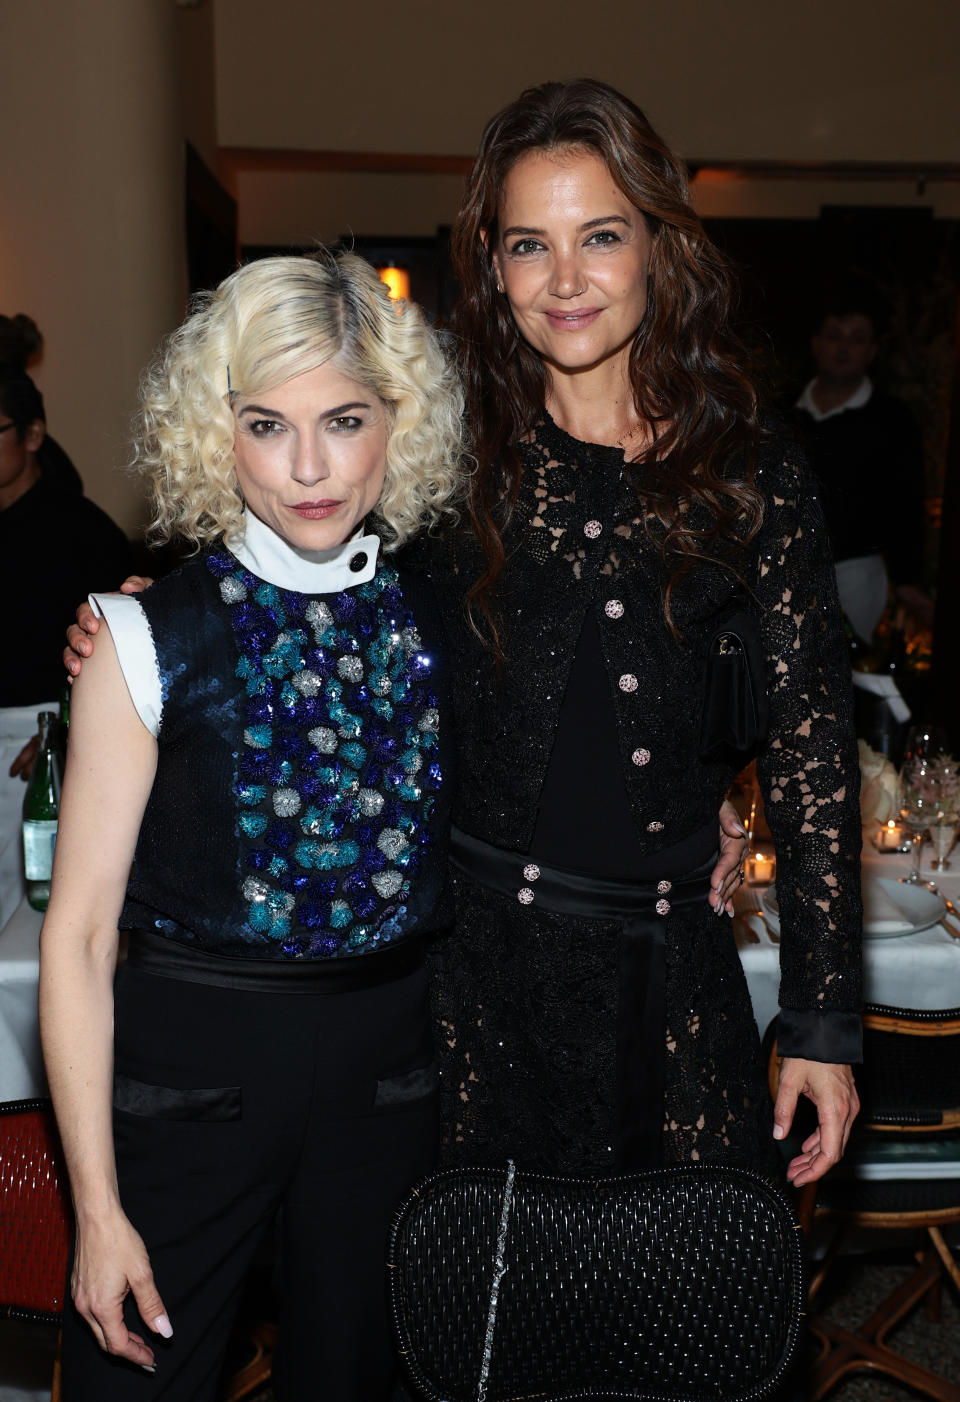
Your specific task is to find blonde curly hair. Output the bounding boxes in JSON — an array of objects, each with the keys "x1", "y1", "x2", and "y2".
[{"x1": 133, "y1": 250, "x2": 464, "y2": 549}]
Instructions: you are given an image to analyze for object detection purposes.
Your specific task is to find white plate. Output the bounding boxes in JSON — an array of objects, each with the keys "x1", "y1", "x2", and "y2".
[{"x1": 762, "y1": 877, "x2": 946, "y2": 939}]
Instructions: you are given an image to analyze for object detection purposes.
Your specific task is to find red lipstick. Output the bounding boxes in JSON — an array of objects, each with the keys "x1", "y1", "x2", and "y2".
[{"x1": 287, "y1": 500, "x2": 343, "y2": 519}]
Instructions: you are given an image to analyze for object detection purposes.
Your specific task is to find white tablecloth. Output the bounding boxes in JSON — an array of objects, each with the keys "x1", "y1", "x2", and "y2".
[
  {"x1": 0, "y1": 898, "x2": 45, "y2": 1102},
  {"x1": 737, "y1": 836, "x2": 960, "y2": 1043}
]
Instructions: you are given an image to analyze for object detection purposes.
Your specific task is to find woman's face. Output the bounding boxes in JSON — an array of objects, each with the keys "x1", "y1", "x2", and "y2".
[
  {"x1": 490, "y1": 147, "x2": 652, "y2": 381},
  {"x1": 0, "y1": 415, "x2": 43, "y2": 511},
  {"x1": 232, "y1": 360, "x2": 389, "y2": 550}
]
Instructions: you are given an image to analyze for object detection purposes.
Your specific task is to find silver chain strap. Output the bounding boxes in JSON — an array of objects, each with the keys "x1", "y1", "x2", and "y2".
[{"x1": 476, "y1": 1159, "x2": 516, "y2": 1402}]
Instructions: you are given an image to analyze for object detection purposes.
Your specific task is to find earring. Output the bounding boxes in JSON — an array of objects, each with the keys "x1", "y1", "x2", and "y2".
[{"x1": 496, "y1": 282, "x2": 505, "y2": 294}]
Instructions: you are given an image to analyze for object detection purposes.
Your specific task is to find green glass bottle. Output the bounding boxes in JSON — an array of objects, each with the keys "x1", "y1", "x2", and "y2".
[
  {"x1": 22, "y1": 711, "x2": 63, "y2": 912},
  {"x1": 57, "y1": 681, "x2": 70, "y2": 770}
]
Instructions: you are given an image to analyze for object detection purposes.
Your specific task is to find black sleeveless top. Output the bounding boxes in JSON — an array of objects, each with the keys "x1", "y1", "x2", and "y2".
[{"x1": 121, "y1": 545, "x2": 453, "y2": 961}]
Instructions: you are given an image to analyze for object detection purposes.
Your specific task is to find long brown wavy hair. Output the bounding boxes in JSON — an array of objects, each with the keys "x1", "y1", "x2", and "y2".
[{"x1": 451, "y1": 79, "x2": 764, "y2": 645}]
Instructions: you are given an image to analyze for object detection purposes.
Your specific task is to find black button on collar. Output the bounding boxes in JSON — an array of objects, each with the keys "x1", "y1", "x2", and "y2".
[{"x1": 349, "y1": 552, "x2": 368, "y2": 573}]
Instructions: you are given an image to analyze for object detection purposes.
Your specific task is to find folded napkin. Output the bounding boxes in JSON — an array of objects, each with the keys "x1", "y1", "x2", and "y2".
[
  {"x1": 851, "y1": 671, "x2": 912, "y2": 724},
  {"x1": 862, "y1": 878, "x2": 913, "y2": 935}
]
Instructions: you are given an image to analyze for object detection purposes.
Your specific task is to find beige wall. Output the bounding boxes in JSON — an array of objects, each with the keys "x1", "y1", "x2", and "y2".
[
  {"x1": 0, "y1": 1, "x2": 207, "y2": 536},
  {"x1": 222, "y1": 0, "x2": 960, "y2": 247},
  {"x1": 4, "y1": 0, "x2": 957, "y2": 531},
  {"x1": 216, "y1": 0, "x2": 959, "y2": 161}
]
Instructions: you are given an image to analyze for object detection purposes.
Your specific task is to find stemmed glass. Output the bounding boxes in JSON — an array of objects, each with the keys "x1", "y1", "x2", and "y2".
[
  {"x1": 928, "y1": 755, "x2": 960, "y2": 872},
  {"x1": 929, "y1": 819, "x2": 957, "y2": 872},
  {"x1": 900, "y1": 724, "x2": 948, "y2": 770},
  {"x1": 898, "y1": 758, "x2": 942, "y2": 886}
]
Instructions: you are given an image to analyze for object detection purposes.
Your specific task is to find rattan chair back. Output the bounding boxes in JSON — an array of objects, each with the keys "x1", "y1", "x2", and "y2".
[
  {"x1": 769, "y1": 1006, "x2": 960, "y2": 1402},
  {"x1": 388, "y1": 1163, "x2": 804, "y2": 1402},
  {"x1": 0, "y1": 1098, "x2": 71, "y2": 1323},
  {"x1": 855, "y1": 1005, "x2": 960, "y2": 1131}
]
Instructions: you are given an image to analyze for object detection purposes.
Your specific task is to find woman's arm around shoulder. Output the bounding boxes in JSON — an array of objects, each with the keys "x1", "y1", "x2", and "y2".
[
  {"x1": 64, "y1": 575, "x2": 154, "y2": 679},
  {"x1": 39, "y1": 625, "x2": 170, "y2": 1368}
]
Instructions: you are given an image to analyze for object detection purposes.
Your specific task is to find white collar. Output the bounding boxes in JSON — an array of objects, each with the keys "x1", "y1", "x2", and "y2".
[
  {"x1": 796, "y1": 376, "x2": 873, "y2": 421},
  {"x1": 231, "y1": 510, "x2": 380, "y2": 592}
]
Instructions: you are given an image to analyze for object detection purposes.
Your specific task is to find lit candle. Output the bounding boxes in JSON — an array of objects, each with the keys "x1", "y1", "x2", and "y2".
[
  {"x1": 745, "y1": 851, "x2": 776, "y2": 885},
  {"x1": 873, "y1": 819, "x2": 904, "y2": 851}
]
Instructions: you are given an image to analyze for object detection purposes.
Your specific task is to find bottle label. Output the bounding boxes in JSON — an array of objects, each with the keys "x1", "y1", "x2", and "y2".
[{"x1": 23, "y1": 820, "x2": 58, "y2": 881}]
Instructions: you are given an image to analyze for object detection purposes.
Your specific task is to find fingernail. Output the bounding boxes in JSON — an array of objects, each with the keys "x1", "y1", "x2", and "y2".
[
  {"x1": 142, "y1": 1364, "x2": 157, "y2": 1374},
  {"x1": 773, "y1": 1124, "x2": 785, "y2": 1140},
  {"x1": 727, "y1": 906, "x2": 734, "y2": 918},
  {"x1": 732, "y1": 821, "x2": 747, "y2": 835},
  {"x1": 154, "y1": 1314, "x2": 173, "y2": 1339}
]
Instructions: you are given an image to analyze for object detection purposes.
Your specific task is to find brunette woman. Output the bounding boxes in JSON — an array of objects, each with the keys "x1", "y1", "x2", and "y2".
[{"x1": 422, "y1": 79, "x2": 860, "y2": 1184}]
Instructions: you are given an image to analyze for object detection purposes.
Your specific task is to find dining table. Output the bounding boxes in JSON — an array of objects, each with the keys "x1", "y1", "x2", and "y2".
[
  {"x1": 735, "y1": 832, "x2": 960, "y2": 1045},
  {"x1": 735, "y1": 830, "x2": 960, "y2": 1185}
]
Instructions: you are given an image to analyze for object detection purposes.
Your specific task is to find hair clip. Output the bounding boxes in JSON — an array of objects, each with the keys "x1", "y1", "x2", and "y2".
[{"x1": 226, "y1": 363, "x2": 232, "y2": 394}]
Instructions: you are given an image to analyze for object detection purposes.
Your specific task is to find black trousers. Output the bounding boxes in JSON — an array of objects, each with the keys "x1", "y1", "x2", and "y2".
[{"x1": 60, "y1": 958, "x2": 439, "y2": 1401}]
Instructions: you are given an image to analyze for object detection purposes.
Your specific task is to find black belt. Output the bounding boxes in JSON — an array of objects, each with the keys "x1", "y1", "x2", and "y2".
[
  {"x1": 450, "y1": 827, "x2": 714, "y2": 1172},
  {"x1": 126, "y1": 927, "x2": 425, "y2": 994}
]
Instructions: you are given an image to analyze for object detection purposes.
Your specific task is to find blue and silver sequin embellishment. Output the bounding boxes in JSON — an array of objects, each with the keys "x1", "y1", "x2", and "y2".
[{"x1": 206, "y1": 551, "x2": 441, "y2": 957}]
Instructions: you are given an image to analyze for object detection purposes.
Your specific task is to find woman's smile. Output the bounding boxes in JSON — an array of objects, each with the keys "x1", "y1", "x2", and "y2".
[{"x1": 492, "y1": 147, "x2": 652, "y2": 382}]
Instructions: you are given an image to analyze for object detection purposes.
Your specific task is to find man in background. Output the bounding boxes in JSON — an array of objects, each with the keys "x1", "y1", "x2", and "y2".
[{"x1": 791, "y1": 294, "x2": 927, "y2": 643}]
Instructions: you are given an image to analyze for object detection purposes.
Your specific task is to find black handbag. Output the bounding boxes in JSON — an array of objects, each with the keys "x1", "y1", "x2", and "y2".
[
  {"x1": 388, "y1": 1162, "x2": 805, "y2": 1402},
  {"x1": 698, "y1": 608, "x2": 769, "y2": 759}
]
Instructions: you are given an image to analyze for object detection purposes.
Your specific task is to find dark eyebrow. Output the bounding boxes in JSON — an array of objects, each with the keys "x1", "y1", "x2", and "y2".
[
  {"x1": 237, "y1": 404, "x2": 286, "y2": 419},
  {"x1": 321, "y1": 401, "x2": 374, "y2": 417},
  {"x1": 237, "y1": 400, "x2": 373, "y2": 419},
  {"x1": 502, "y1": 215, "x2": 632, "y2": 239}
]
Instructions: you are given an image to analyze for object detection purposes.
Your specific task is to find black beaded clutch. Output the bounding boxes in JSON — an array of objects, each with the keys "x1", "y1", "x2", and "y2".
[{"x1": 388, "y1": 1163, "x2": 804, "y2": 1402}]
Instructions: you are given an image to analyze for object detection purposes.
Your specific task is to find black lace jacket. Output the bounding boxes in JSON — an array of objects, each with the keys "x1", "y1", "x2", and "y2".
[{"x1": 417, "y1": 417, "x2": 863, "y2": 1057}]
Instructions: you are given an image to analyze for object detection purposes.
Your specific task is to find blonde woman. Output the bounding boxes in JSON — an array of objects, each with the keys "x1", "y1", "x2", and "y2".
[{"x1": 40, "y1": 250, "x2": 463, "y2": 1400}]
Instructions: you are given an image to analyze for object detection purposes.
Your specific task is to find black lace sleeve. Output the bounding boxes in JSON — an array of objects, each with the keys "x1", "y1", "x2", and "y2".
[{"x1": 753, "y1": 442, "x2": 863, "y2": 1064}]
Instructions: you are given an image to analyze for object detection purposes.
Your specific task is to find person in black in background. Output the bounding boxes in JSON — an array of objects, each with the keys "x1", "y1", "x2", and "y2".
[
  {"x1": 790, "y1": 293, "x2": 927, "y2": 644},
  {"x1": 0, "y1": 314, "x2": 84, "y2": 493},
  {"x1": 0, "y1": 365, "x2": 132, "y2": 925}
]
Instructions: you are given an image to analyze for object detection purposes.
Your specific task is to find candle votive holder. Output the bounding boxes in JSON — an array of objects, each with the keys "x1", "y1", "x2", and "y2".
[{"x1": 745, "y1": 851, "x2": 776, "y2": 886}]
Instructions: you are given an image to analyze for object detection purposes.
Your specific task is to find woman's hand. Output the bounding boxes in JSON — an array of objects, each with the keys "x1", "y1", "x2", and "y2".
[
  {"x1": 9, "y1": 734, "x2": 38, "y2": 781},
  {"x1": 709, "y1": 799, "x2": 748, "y2": 915},
  {"x1": 72, "y1": 1208, "x2": 172, "y2": 1369},
  {"x1": 774, "y1": 1057, "x2": 860, "y2": 1186},
  {"x1": 64, "y1": 577, "x2": 153, "y2": 679}
]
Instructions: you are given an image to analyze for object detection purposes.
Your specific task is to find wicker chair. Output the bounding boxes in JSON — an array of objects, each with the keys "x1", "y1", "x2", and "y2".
[
  {"x1": 0, "y1": 1097, "x2": 273, "y2": 1402},
  {"x1": 770, "y1": 1005, "x2": 960, "y2": 1402},
  {"x1": 0, "y1": 1098, "x2": 70, "y2": 1402}
]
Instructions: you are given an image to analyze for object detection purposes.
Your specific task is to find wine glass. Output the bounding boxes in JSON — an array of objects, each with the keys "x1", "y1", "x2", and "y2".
[
  {"x1": 900, "y1": 724, "x2": 948, "y2": 769},
  {"x1": 929, "y1": 820, "x2": 957, "y2": 872},
  {"x1": 927, "y1": 755, "x2": 960, "y2": 872},
  {"x1": 898, "y1": 758, "x2": 941, "y2": 886}
]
